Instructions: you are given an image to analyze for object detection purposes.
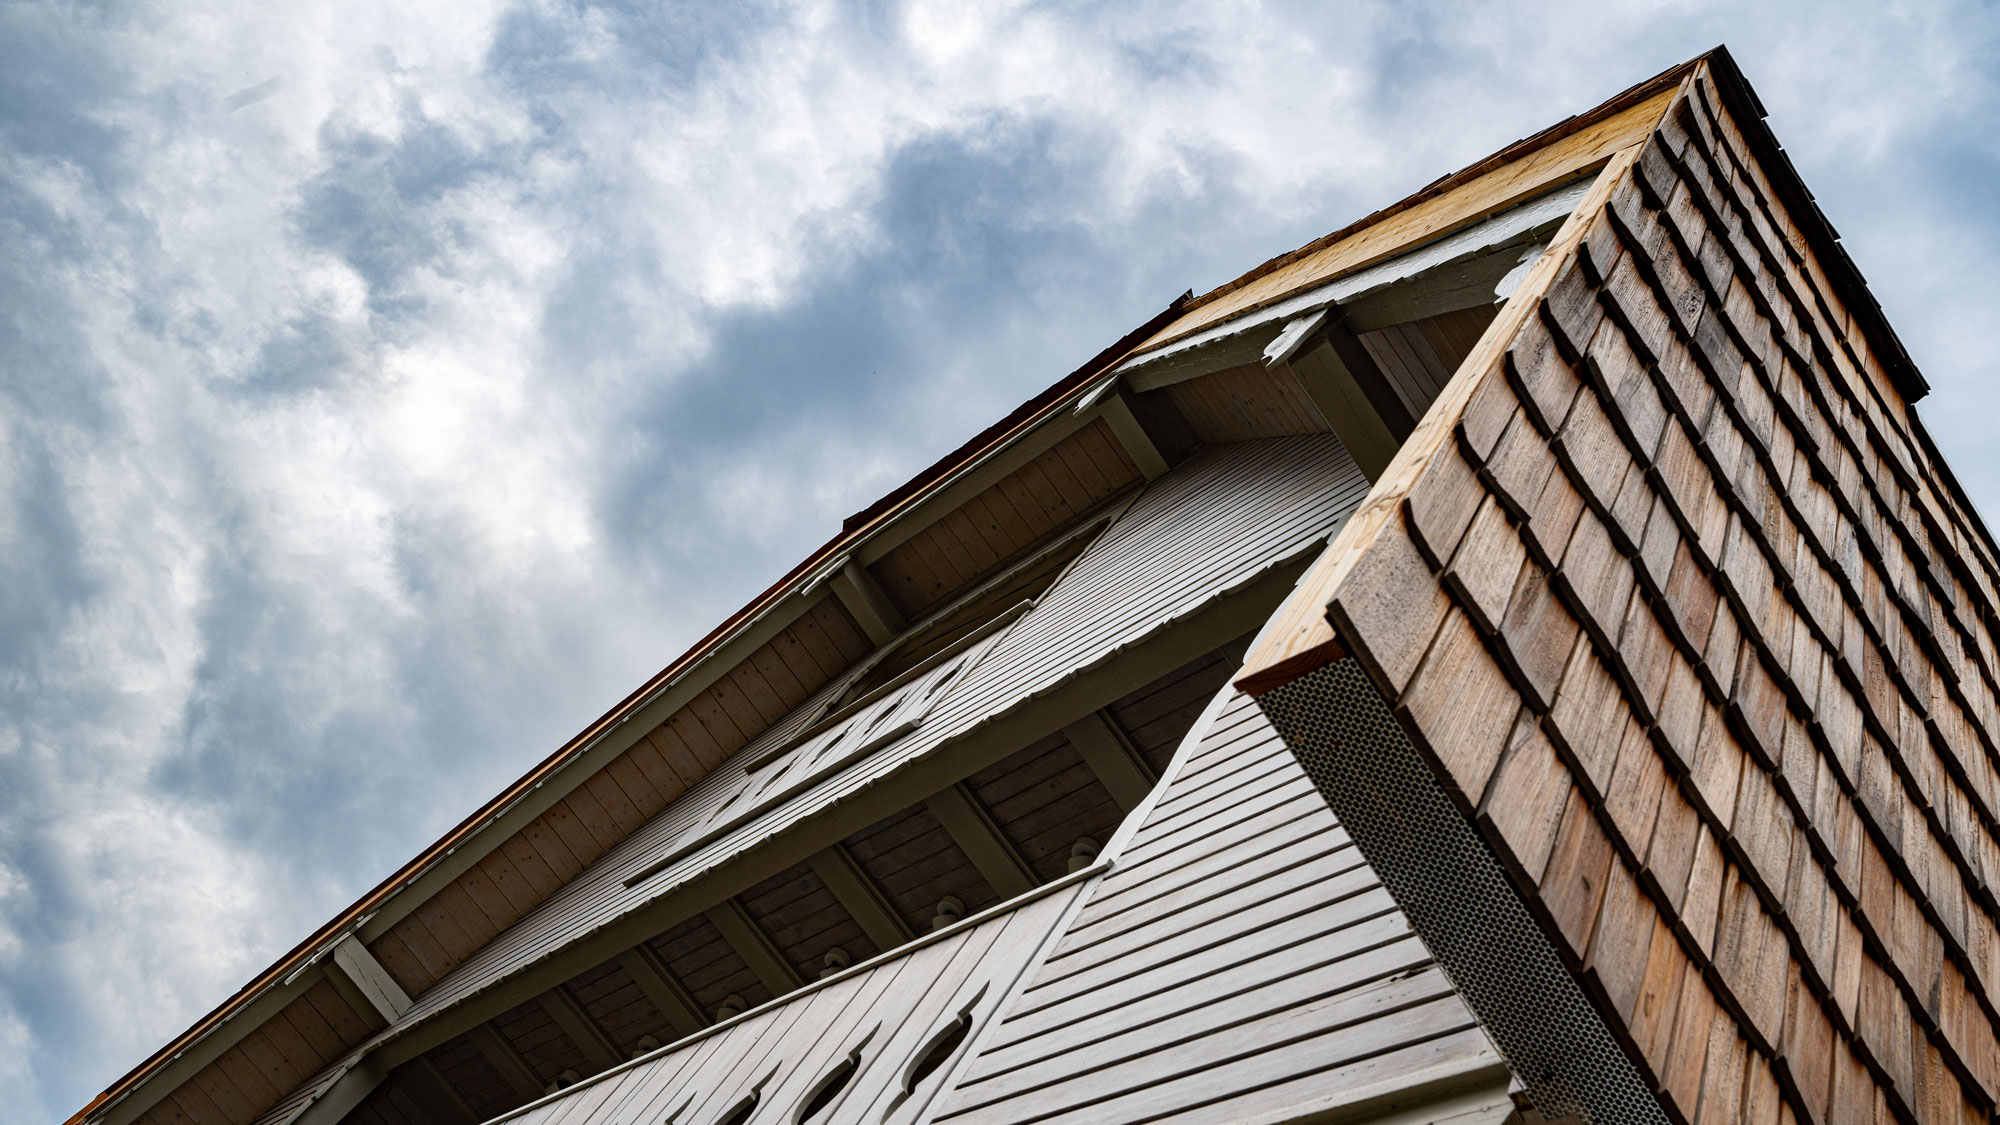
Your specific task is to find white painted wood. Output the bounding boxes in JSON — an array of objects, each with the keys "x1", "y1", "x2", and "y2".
[
  {"x1": 1262, "y1": 310, "x2": 1330, "y2": 369},
  {"x1": 830, "y1": 558, "x2": 907, "y2": 647},
  {"x1": 1097, "y1": 388, "x2": 1170, "y2": 481},
  {"x1": 289, "y1": 1062, "x2": 384, "y2": 1125},
  {"x1": 329, "y1": 934, "x2": 412, "y2": 1024}
]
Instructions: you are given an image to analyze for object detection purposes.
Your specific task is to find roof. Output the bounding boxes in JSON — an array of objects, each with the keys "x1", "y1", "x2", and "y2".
[{"x1": 80, "y1": 42, "x2": 1956, "y2": 1125}]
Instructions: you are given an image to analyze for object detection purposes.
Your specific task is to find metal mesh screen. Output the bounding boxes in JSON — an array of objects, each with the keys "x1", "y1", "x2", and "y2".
[{"x1": 1256, "y1": 659, "x2": 1669, "y2": 1125}]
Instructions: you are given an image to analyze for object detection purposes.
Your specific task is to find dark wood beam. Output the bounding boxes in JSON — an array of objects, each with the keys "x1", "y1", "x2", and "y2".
[
  {"x1": 1282, "y1": 318, "x2": 1410, "y2": 481},
  {"x1": 469, "y1": 1023, "x2": 544, "y2": 1104},
  {"x1": 537, "y1": 985, "x2": 622, "y2": 1073},
  {"x1": 809, "y1": 843, "x2": 916, "y2": 952},
  {"x1": 397, "y1": 1058, "x2": 475, "y2": 1125},
  {"x1": 927, "y1": 782, "x2": 1038, "y2": 899},
  {"x1": 619, "y1": 944, "x2": 708, "y2": 1040},
  {"x1": 706, "y1": 898, "x2": 805, "y2": 997},
  {"x1": 1063, "y1": 711, "x2": 1158, "y2": 812}
]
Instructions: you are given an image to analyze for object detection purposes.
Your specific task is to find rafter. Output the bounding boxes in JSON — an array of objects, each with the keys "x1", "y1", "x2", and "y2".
[
  {"x1": 327, "y1": 935, "x2": 412, "y2": 1027},
  {"x1": 537, "y1": 984, "x2": 622, "y2": 1073},
  {"x1": 397, "y1": 1058, "x2": 475, "y2": 1125},
  {"x1": 829, "y1": 558, "x2": 906, "y2": 647},
  {"x1": 1062, "y1": 711, "x2": 1158, "y2": 812},
  {"x1": 1095, "y1": 386, "x2": 1169, "y2": 481},
  {"x1": 926, "y1": 782, "x2": 1038, "y2": 899},
  {"x1": 808, "y1": 843, "x2": 916, "y2": 952},
  {"x1": 618, "y1": 944, "x2": 709, "y2": 1040},
  {"x1": 706, "y1": 899, "x2": 805, "y2": 998},
  {"x1": 469, "y1": 1023, "x2": 544, "y2": 1104}
]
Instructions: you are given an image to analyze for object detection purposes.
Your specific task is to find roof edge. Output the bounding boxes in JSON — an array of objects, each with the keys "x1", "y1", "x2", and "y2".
[{"x1": 74, "y1": 294, "x2": 1192, "y2": 1124}]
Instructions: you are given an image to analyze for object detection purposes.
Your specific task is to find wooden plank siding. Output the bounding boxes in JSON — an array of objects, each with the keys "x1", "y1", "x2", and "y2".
[
  {"x1": 867, "y1": 418, "x2": 1142, "y2": 621},
  {"x1": 1163, "y1": 363, "x2": 1329, "y2": 443},
  {"x1": 367, "y1": 597, "x2": 875, "y2": 1001},
  {"x1": 384, "y1": 434, "x2": 1374, "y2": 1035},
  {"x1": 1244, "y1": 61, "x2": 2000, "y2": 1125},
  {"x1": 134, "y1": 984, "x2": 374, "y2": 1125},
  {"x1": 934, "y1": 690, "x2": 1505, "y2": 1125},
  {"x1": 1357, "y1": 304, "x2": 1501, "y2": 422}
]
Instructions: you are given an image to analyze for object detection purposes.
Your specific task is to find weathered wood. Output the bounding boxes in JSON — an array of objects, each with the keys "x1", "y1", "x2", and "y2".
[{"x1": 329, "y1": 938, "x2": 412, "y2": 1027}]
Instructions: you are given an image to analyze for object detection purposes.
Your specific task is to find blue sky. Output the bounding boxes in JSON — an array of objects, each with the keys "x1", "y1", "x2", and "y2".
[{"x1": 2, "y1": 2, "x2": 1995, "y2": 1121}]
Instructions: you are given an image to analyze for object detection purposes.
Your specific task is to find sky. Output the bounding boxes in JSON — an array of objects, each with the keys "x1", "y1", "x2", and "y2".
[{"x1": 1, "y1": 1, "x2": 1996, "y2": 1122}]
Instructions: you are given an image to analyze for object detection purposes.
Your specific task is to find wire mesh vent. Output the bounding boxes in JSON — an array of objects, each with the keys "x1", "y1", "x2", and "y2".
[{"x1": 1256, "y1": 659, "x2": 1669, "y2": 1125}]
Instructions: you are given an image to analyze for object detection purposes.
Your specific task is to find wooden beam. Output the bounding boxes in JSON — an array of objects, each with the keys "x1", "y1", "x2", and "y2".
[
  {"x1": 1238, "y1": 143, "x2": 1646, "y2": 699},
  {"x1": 1063, "y1": 711, "x2": 1158, "y2": 812},
  {"x1": 368, "y1": 558, "x2": 1302, "y2": 1070},
  {"x1": 291, "y1": 1062, "x2": 384, "y2": 1125},
  {"x1": 397, "y1": 1058, "x2": 476, "y2": 1125},
  {"x1": 706, "y1": 898, "x2": 805, "y2": 997},
  {"x1": 469, "y1": 1023, "x2": 544, "y2": 1104},
  {"x1": 618, "y1": 945, "x2": 709, "y2": 1039},
  {"x1": 1118, "y1": 177, "x2": 1594, "y2": 392},
  {"x1": 808, "y1": 843, "x2": 916, "y2": 952},
  {"x1": 1096, "y1": 388, "x2": 1169, "y2": 481},
  {"x1": 927, "y1": 782, "x2": 1038, "y2": 899},
  {"x1": 1283, "y1": 330, "x2": 1405, "y2": 482},
  {"x1": 1340, "y1": 240, "x2": 1537, "y2": 332},
  {"x1": 329, "y1": 935, "x2": 412, "y2": 1025},
  {"x1": 829, "y1": 558, "x2": 906, "y2": 647},
  {"x1": 537, "y1": 985, "x2": 622, "y2": 1073}
]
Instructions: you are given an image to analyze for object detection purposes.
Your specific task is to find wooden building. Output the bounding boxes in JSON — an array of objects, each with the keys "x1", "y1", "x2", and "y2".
[{"x1": 73, "y1": 48, "x2": 2000, "y2": 1125}]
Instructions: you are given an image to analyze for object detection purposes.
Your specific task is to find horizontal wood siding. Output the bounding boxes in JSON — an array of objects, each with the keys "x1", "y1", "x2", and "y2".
[
  {"x1": 940, "y1": 436, "x2": 1369, "y2": 732},
  {"x1": 935, "y1": 691, "x2": 1499, "y2": 1124},
  {"x1": 1260, "y1": 66, "x2": 2000, "y2": 1125},
  {"x1": 375, "y1": 436, "x2": 1371, "y2": 1038}
]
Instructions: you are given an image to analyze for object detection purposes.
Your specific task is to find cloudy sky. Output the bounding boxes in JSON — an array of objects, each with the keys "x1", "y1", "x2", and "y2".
[{"x1": 2, "y1": 1, "x2": 1995, "y2": 1121}]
